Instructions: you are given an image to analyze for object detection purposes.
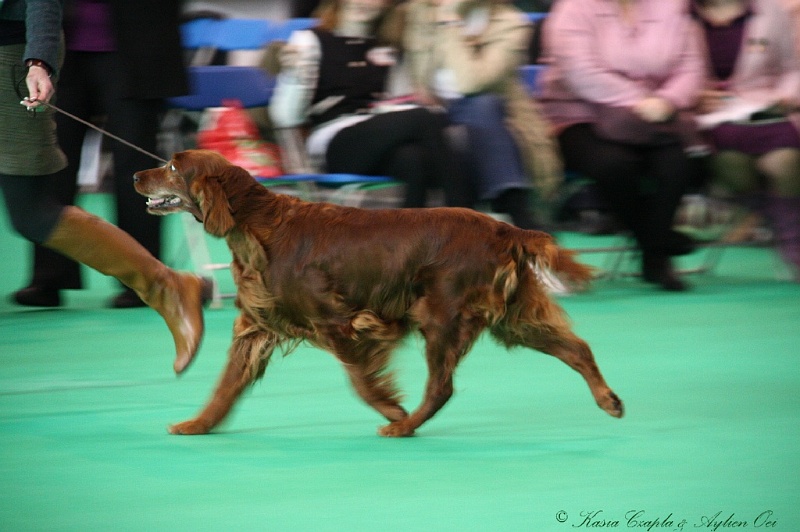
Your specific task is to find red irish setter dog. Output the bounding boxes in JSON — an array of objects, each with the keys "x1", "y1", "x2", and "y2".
[{"x1": 134, "y1": 150, "x2": 623, "y2": 437}]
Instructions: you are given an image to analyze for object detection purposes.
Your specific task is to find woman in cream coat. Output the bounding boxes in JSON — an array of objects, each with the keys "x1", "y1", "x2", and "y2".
[{"x1": 404, "y1": 0, "x2": 563, "y2": 228}]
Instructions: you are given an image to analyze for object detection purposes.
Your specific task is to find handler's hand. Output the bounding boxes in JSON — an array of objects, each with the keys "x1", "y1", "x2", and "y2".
[{"x1": 21, "y1": 65, "x2": 54, "y2": 110}]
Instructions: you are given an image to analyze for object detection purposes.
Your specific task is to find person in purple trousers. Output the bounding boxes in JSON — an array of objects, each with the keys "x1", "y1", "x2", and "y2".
[{"x1": 692, "y1": 0, "x2": 800, "y2": 281}]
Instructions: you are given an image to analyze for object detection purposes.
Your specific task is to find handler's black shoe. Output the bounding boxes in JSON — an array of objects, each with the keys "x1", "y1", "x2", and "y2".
[
  {"x1": 642, "y1": 254, "x2": 689, "y2": 292},
  {"x1": 666, "y1": 230, "x2": 697, "y2": 256},
  {"x1": 13, "y1": 285, "x2": 62, "y2": 307}
]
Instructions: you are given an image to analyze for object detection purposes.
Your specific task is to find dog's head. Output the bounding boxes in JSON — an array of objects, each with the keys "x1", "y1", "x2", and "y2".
[{"x1": 134, "y1": 150, "x2": 249, "y2": 237}]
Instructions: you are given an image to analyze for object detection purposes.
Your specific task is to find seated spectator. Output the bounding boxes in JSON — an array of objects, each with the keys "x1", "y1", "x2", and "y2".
[
  {"x1": 539, "y1": 0, "x2": 705, "y2": 291},
  {"x1": 404, "y1": 0, "x2": 563, "y2": 229},
  {"x1": 269, "y1": 0, "x2": 469, "y2": 208},
  {"x1": 780, "y1": 0, "x2": 800, "y2": 54},
  {"x1": 692, "y1": 0, "x2": 800, "y2": 281}
]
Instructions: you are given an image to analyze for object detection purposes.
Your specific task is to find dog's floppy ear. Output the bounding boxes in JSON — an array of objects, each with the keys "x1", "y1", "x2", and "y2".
[{"x1": 190, "y1": 175, "x2": 236, "y2": 237}]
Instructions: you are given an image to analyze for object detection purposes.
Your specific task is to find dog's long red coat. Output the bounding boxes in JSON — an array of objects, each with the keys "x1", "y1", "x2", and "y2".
[{"x1": 134, "y1": 150, "x2": 623, "y2": 436}]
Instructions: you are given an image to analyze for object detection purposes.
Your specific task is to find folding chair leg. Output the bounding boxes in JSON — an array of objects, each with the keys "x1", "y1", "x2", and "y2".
[{"x1": 180, "y1": 213, "x2": 224, "y2": 309}]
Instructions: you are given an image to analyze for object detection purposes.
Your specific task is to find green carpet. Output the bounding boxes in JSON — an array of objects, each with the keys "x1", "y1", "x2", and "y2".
[{"x1": 1, "y1": 194, "x2": 798, "y2": 531}]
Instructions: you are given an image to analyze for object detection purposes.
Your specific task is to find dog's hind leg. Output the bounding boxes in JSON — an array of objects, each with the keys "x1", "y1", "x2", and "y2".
[
  {"x1": 537, "y1": 331, "x2": 623, "y2": 418},
  {"x1": 490, "y1": 268, "x2": 624, "y2": 417},
  {"x1": 169, "y1": 314, "x2": 278, "y2": 435},
  {"x1": 491, "y1": 317, "x2": 624, "y2": 418},
  {"x1": 378, "y1": 311, "x2": 485, "y2": 437}
]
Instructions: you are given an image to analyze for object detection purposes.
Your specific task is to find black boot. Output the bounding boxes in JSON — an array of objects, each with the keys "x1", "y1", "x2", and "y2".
[
  {"x1": 13, "y1": 242, "x2": 82, "y2": 307},
  {"x1": 642, "y1": 253, "x2": 688, "y2": 292},
  {"x1": 13, "y1": 284, "x2": 61, "y2": 307},
  {"x1": 665, "y1": 229, "x2": 697, "y2": 256}
]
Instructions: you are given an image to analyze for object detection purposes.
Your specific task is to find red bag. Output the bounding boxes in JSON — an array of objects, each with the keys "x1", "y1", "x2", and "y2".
[{"x1": 197, "y1": 100, "x2": 283, "y2": 178}]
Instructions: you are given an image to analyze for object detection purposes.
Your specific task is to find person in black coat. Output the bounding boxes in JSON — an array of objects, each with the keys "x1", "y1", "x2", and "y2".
[{"x1": 14, "y1": 0, "x2": 189, "y2": 308}]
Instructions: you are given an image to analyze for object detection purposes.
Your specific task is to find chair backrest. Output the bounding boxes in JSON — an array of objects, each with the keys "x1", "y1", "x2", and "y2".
[
  {"x1": 180, "y1": 18, "x2": 220, "y2": 49},
  {"x1": 518, "y1": 64, "x2": 546, "y2": 96},
  {"x1": 213, "y1": 19, "x2": 274, "y2": 51},
  {"x1": 526, "y1": 12, "x2": 548, "y2": 24},
  {"x1": 525, "y1": 12, "x2": 548, "y2": 64},
  {"x1": 268, "y1": 18, "x2": 318, "y2": 42},
  {"x1": 167, "y1": 66, "x2": 275, "y2": 110},
  {"x1": 181, "y1": 18, "x2": 275, "y2": 50}
]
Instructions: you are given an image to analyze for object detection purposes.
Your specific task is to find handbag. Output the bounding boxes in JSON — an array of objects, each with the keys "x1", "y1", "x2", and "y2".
[{"x1": 197, "y1": 100, "x2": 284, "y2": 178}]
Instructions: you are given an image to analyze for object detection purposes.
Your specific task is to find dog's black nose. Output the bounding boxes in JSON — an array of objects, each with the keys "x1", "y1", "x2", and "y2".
[{"x1": 132, "y1": 173, "x2": 140, "y2": 182}]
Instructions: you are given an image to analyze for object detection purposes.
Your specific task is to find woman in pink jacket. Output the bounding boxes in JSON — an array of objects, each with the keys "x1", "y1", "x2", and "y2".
[
  {"x1": 540, "y1": 0, "x2": 705, "y2": 291},
  {"x1": 692, "y1": 0, "x2": 800, "y2": 281}
]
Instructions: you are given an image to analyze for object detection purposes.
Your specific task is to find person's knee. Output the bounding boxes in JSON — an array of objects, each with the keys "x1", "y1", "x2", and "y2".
[
  {"x1": 757, "y1": 148, "x2": 800, "y2": 196},
  {"x1": 710, "y1": 150, "x2": 758, "y2": 194},
  {"x1": 0, "y1": 177, "x2": 62, "y2": 243},
  {"x1": 388, "y1": 144, "x2": 425, "y2": 180},
  {"x1": 451, "y1": 94, "x2": 505, "y2": 128},
  {"x1": 464, "y1": 93, "x2": 505, "y2": 116},
  {"x1": 3, "y1": 205, "x2": 58, "y2": 243}
]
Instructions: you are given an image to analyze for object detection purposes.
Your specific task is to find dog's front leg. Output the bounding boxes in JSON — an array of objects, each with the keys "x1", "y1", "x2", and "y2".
[{"x1": 169, "y1": 314, "x2": 277, "y2": 435}]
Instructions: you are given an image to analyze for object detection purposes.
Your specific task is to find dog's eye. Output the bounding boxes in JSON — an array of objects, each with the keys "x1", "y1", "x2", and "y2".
[{"x1": 170, "y1": 164, "x2": 177, "y2": 172}]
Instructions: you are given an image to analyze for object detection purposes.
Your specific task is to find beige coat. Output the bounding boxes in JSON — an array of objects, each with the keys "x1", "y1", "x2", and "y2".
[{"x1": 404, "y1": 1, "x2": 563, "y2": 202}]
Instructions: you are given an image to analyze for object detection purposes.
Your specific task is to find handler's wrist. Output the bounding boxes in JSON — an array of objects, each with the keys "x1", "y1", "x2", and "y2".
[{"x1": 25, "y1": 59, "x2": 52, "y2": 77}]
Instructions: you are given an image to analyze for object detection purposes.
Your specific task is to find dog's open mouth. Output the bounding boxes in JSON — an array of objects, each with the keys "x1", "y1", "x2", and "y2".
[{"x1": 146, "y1": 195, "x2": 183, "y2": 210}]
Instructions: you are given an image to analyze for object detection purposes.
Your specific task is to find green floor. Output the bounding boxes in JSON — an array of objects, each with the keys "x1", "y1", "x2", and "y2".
[{"x1": 1, "y1": 194, "x2": 798, "y2": 531}]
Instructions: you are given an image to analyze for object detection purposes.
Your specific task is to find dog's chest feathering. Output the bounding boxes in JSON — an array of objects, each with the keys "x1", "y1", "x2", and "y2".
[
  {"x1": 225, "y1": 229, "x2": 346, "y2": 341},
  {"x1": 224, "y1": 225, "x2": 419, "y2": 348},
  {"x1": 226, "y1": 231, "x2": 287, "y2": 325}
]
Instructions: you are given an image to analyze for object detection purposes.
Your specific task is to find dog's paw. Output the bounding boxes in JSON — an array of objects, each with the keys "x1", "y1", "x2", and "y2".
[
  {"x1": 378, "y1": 421, "x2": 416, "y2": 438},
  {"x1": 168, "y1": 419, "x2": 211, "y2": 435},
  {"x1": 599, "y1": 391, "x2": 624, "y2": 419}
]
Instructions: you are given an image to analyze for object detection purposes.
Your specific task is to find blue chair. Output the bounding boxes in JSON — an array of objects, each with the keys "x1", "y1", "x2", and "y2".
[
  {"x1": 168, "y1": 65, "x2": 275, "y2": 110},
  {"x1": 180, "y1": 18, "x2": 275, "y2": 66},
  {"x1": 180, "y1": 18, "x2": 225, "y2": 66},
  {"x1": 526, "y1": 12, "x2": 548, "y2": 24},
  {"x1": 213, "y1": 19, "x2": 274, "y2": 51},
  {"x1": 525, "y1": 12, "x2": 548, "y2": 64},
  {"x1": 180, "y1": 18, "x2": 220, "y2": 49},
  {"x1": 518, "y1": 64, "x2": 546, "y2": 96},
  {"x1": 268, "y1": 17, "x2": 318, "y2": 42}
]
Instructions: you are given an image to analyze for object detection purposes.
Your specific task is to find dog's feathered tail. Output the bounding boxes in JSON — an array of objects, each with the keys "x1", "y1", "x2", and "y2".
[{"x1": 519, "y1": 231, "x2": 594, "y2": 291}]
